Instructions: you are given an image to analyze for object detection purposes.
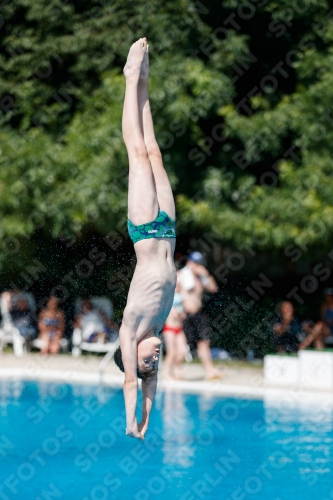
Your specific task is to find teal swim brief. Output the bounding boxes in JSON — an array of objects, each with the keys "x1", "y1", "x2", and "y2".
[{"x1": 127, "y1": 210, "x2": 176, "y2": 245}]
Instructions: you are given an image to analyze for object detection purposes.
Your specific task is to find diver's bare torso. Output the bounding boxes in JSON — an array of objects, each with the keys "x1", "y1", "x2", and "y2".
[{"x1": 124, "y1": 238, "x2": 176, "y2": 339}]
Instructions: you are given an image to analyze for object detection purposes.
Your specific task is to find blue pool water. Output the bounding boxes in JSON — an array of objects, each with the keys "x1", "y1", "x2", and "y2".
[{"x1": 0, "y1": 380, "x2": 332, "y2": 500}]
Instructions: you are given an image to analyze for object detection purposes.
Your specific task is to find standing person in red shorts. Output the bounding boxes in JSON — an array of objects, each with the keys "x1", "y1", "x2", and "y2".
[{"x1": 162, "y1": 284, "x2": 188, "y2": 380}]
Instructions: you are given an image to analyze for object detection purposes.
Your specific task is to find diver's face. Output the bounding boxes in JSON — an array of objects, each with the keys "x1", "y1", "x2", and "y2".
[{"x1": 137, "y1": 336, "x2": 161, "y2": 374}]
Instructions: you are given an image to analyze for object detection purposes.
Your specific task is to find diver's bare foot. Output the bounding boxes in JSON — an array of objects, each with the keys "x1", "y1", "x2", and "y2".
[
  {"x1": 139, "y1": 45, "x2": 149, "y2": 82},
  {"x1": 123, "y1": 38, "x2": 147, "y2": 80}
]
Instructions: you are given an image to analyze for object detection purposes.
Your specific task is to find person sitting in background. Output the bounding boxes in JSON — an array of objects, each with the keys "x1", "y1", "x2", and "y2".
[
  {"x1": 1, "y1": 292, "x2": 37, "y2": 344},
  {"x1": 74, "y1": 299, "x2": 118, "y2": 343},
  {"x1": 273, "y1": 301, "x2": 303, "y2": 353},
  {"x1": 38, "y1": 296, "x2": 65, "y2": 355},
  {"x1": 162, "y1": 285, "x2": 188, "y2": 380},
  {"x1": 299, "y1": 288, "x2": 333, "y2": 350},
  {"x1": 10, "y1": 296, "x2": 37, "y2": 345}
]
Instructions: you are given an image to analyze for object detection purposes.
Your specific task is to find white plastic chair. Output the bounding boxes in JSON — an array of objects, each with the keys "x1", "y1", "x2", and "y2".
[
  {"x1": 31, "y1": 337, "x2": 69, "y2": 352},
  {"x1": 0, "y1": 292, "x2": 34, "y2": 357},
  {"x1": 72, "y1": 297, "x2": 119, "y2": 357}
]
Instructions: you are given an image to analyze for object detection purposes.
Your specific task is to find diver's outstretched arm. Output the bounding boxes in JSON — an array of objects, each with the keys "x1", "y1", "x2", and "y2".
[
  {"x1": 120, "y1": 324, "x2": 143, "y2": 440},
  {"x1": 138, "y1": 374, "x2": 158, "y2": 437}
]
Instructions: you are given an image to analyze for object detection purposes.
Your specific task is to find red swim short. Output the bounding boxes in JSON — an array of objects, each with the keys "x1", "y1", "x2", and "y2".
[{"x1": 162, "y1": 325, "x2": 182, "y2": 335}]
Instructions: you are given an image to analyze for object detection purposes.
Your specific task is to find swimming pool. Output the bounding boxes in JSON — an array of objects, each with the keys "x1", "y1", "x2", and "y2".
[{"x1": 0, "y1": 380, "x2": 332, "y2": 500}]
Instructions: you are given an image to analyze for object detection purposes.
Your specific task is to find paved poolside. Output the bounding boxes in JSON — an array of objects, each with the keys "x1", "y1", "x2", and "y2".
[
  {"x1": 1, "y1": 352, "x2": 332, "y2": 405},
  {"x1": 0, "y1": 352, "x2": 263, "y2": 393}
]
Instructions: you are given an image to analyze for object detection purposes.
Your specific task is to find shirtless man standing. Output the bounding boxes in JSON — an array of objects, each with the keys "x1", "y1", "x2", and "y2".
[
  {"x1": 114, "y1": 38, "x2": 176, "y2": 440},
  {"x1": 179, "y1": 251, "x2": 223, "y2": 379}
]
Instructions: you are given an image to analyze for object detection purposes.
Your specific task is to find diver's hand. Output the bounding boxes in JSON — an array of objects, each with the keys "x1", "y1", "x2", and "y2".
[
  {"x1": 126, "y1": 428, "x2": 144, "y2": 440},
  {"x1": 138, "y1": 420, "x2": 148, "y2": 438}
]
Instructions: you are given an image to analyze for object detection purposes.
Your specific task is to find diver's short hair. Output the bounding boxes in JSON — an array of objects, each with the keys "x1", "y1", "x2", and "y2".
[{"x1": 114, "y1": 346, "x2": 147, "y2": 380}]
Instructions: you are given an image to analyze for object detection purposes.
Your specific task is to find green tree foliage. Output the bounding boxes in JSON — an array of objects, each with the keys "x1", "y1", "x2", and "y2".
[
  {"x1": 0, "y1": 0, "x2": 239, "y2": 259},
  {"x1": 180, "y1": 0, "x2": 333, "y2": 250},
  {"x1": 1, "y1": 0, "x2": 333, "y2": 272}
]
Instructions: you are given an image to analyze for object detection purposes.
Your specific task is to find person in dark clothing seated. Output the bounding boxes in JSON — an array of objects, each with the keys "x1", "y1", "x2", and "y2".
[
  {"x1": 6, "y1": 294, "x2": 37, "y2": 343},
  {"x1": 273, "y1": 301, "x2": 303, "y2": 353},
  {"x1": 300, "y1": 288, "x2": 333, "y2": 349}
]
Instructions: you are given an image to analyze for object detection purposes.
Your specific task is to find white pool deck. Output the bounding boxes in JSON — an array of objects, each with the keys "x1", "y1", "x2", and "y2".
[{"x1": 0, "y1": 352, "x2": 332, "y2": 407}]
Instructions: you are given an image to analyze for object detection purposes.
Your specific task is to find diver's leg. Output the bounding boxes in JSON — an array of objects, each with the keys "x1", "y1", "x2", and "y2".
[
  {"x1": 123, "y1": 38, "x2": 158, "y2": 225},
  {"x1": 137, "y1": 47, "x2": 175, "y2": 220}
]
